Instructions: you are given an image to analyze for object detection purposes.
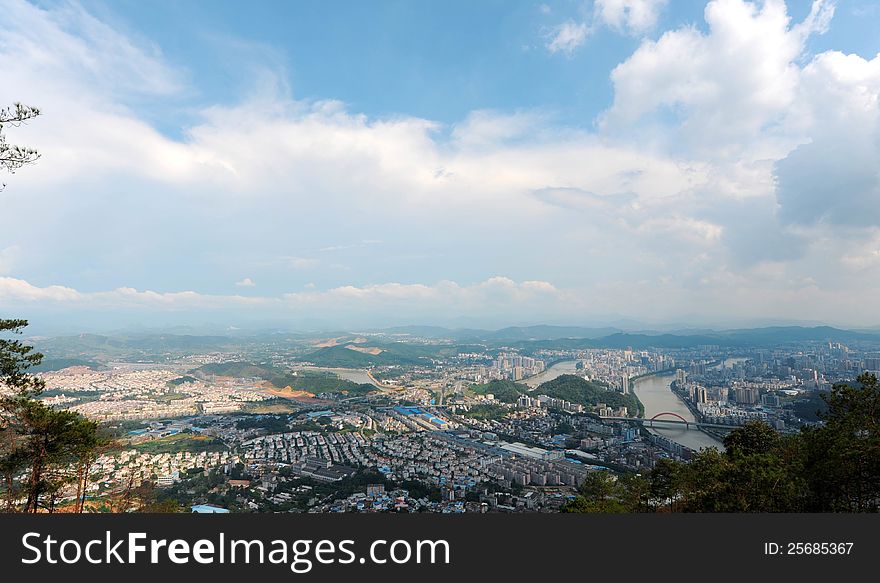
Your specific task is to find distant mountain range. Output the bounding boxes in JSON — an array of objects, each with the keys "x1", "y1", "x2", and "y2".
[
  {"x1": 378, "y1": 324, "x2": 625, "y2": 341},
  {"x1": 24, "y1": 325, "x2": 880, "y2": 364},
  {"x1": 376, "y1": 324, "x2": 880, "y2": 346}
]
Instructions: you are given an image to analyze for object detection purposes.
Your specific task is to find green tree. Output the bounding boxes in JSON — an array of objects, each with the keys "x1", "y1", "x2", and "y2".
[
  {"x1": 648, "y1": 458, "x2": 685, "y2": 512},
  {"x1": 15, "y1": 400, "x2": 99, "y2": 512},
  {"x1": 0, "y1": 319, "x2": 45, "y2": 396},
  {"x1": 723, "y1": 420, "x2": 780, "y2": 457},
  {"x1": 650, "y1": 424, "x2": 806, "y2": 513},
  {"x1": 561, "y1": 471, "x2": 642, "y2": 513},
  {"x1": 801, "y1": 372, "x2": 880, "y2": 512},
  {"x1": 1, "y1": 319, "x2": 46, "y2": 510},
  {"x1": 1, "y1": 320, "x2": 103, "y2": 512}
]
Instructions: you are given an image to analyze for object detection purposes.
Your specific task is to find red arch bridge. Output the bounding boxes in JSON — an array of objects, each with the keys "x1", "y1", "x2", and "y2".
[
  {"x1": 649, "y1": 412, "x2": 690, "y2": 426},
  {"x1": 604, "y1": 413, "x2": 739, "y2": 431}
]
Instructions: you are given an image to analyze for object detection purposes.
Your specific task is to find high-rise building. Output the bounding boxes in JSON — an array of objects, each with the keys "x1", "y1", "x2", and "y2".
[
  {"x1": 734, "y1": 386, "x2": 759, "y2": 405},
  {"x1": 761, "y1": 393, "x2": 781, "y2": 407},
  {"x1": 675, "y1": 369, "x2": 687, "y2": 385}
]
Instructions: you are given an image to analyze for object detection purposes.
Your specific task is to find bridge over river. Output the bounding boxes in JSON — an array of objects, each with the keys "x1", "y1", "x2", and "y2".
[
  {"x1": 520, "y1": 360, "x2": 726, "y2": 450},
  {"x1": 631, "y1": 372, "x2": 725, "y2": 451},
  {"x1": 604, "y1": 412, "x2": 739, "y2": 432}
]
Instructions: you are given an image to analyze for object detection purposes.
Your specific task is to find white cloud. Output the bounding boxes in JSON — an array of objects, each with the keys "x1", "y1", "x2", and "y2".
[
  {"x1": 2, "y1": 0, "x2": 879, "y2": 328},
  {"x1": 545, "y1": 0, "x2": 668, "y2": 55},
  {"x1": 840, "y1": 230, "x2": 880, "y2": 271},
  {"x1": 0, "y1": 277, "x2": 265, "y2": 308},
  {"x1": 0, "y1": 275, "x2": 570, "y2": 323},
  {"x1": 589, "y1": 0, "x2": 880, "y2": 278},
  {"x1": 595, "y1": 0, "x2": 668, "y2": 34},
  {"x1": 1, "y1": 0, "x2": 182, "y2": 98},
  {"x1": 775, "y1": 49, "x2": 880, "y2": 227},
  {"x1": 546, "y1": 20, "x2": 590, "y2": 54},
  {"x1": 636, "y1": 216, "x2": 724, "y2": 246},
  {"x1": 602, "y1": 0, "x2": 836, "y2": 158},
  {"x1": 235, "y1": 277, "x2": 256, "y2": 287},
  {"x1": 0, "y1": 276, "x2": 81, "y2": 302},
  {"x1": 282, "y1": 276, "x2": 561, "y2": 309}
]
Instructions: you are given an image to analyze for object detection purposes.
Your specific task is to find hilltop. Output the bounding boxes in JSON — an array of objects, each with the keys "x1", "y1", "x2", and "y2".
[
  {"x1": 470, "y1": 379, "x2": 530, "y2": 403},
  {"x1": 534, "y1": 375, "x2": 644, "y2": 417},
  {"x1": 192, "y1": 362, "x2": 375, "y2": 396}
]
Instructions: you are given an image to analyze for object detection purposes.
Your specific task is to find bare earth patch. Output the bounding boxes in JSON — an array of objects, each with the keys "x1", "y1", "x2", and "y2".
[
  {"x1": 345, "y1": 345, "x2": 384, "y2": 355},
  {"x1": 265, "y1": 386, "x2": 314, "y2": 399}
]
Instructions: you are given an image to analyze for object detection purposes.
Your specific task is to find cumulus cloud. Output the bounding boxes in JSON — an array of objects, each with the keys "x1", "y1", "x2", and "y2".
[
  {"x1": 581, "y1": 0, "x2": 880, "y2": 297},
  {"x1": 282, "y1": 277, "x2": 562, "y2": 310},
  {"x1": 0, "y1": 276, "x2": 265, "y2": 308},
  {"x1": 0, "y1": 275, "x2": 572, "y2": 325},
  {"x1": 775, "y1": 50, "x2": 880, "y2": 228},
  {"x1": 602, "y1": 0, "x2": 835, "y2": 158},
  {"x1": 2, "y1": 0, "x2": 879, "y2": 328},
  {"x1": 0, "y1": 0, "x2": 715, "y2": 299},
  {"x1": 0, "y1": 277, "x2": 81, "y2": 302}
]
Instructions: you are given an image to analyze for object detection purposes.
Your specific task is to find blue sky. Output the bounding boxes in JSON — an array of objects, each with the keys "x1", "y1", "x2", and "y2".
[
  {"x1": 79, "y1": 0, "x2": 637, "y2": 130},
  {"x1": 63, "y1": 0, "x2": 876, "y2": 129},
  {"x1": 2, "y1": 0, "x2": 880, "y2": 332}
]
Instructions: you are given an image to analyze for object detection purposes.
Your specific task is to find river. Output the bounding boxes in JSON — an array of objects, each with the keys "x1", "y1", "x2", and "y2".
[
  {"x1": 632, "y1": 373, "x2": 723, "y2": 451},
  {"x1": 522, "y1": 360, "x2": 581, "y2": 388}
]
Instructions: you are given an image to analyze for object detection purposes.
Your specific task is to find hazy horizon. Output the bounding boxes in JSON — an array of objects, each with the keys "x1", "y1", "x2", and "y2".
[
  {"x1": 3, "y1": 0, "x2": 880, "y2": 331},
  {"x1": 14, "y1": 314, "x2": 880, "y2": 339}
]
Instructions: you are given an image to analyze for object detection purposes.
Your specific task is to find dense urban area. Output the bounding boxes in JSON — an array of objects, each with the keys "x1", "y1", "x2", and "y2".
[{"x1": 3, "y1": 323, "x2": 879, "y2": 513}]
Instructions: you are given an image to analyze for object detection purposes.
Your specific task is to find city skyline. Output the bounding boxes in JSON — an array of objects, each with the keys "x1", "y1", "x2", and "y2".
[{"x1": 3, "y1": 0, "x2": 880, "y2": 331}]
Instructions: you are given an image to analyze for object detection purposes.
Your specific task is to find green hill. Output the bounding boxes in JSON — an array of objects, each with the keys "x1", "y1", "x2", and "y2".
[
  {"x1": 193, "y1": 362, "x2": 374, "y2": 395},
  {"x1": 535, "y1": 374, "x2": 643, "y2": 417},
  {"x1": 304, "y1": 345, "x2": 393, "y2": 367},
  {"x1": 303, "y1": 341, "x2": 477, "y2": 367},
  {"x1": 195, "y1": 361, "x2": 277, "y2": 379},
  {"x1": 33, "y1": 333, "x2": 239, "y2": 359},
  {"x1": 168, "y1": 375, "x2": 198, "y2": 386},
  {"x1": 471, "y1": 380, "x2": 529, "y2": 403}
]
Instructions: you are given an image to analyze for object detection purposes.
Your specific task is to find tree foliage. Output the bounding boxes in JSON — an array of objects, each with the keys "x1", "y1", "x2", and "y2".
[
  {"x1": 470, "y1": 379, "x2": 529, "y2": 403},
  {"x1": 536, "y1": 374, "x2": 644, "y2": 416},
  {"x1": 1, "y1": 326, "x2": 103, "y2": 513}
]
